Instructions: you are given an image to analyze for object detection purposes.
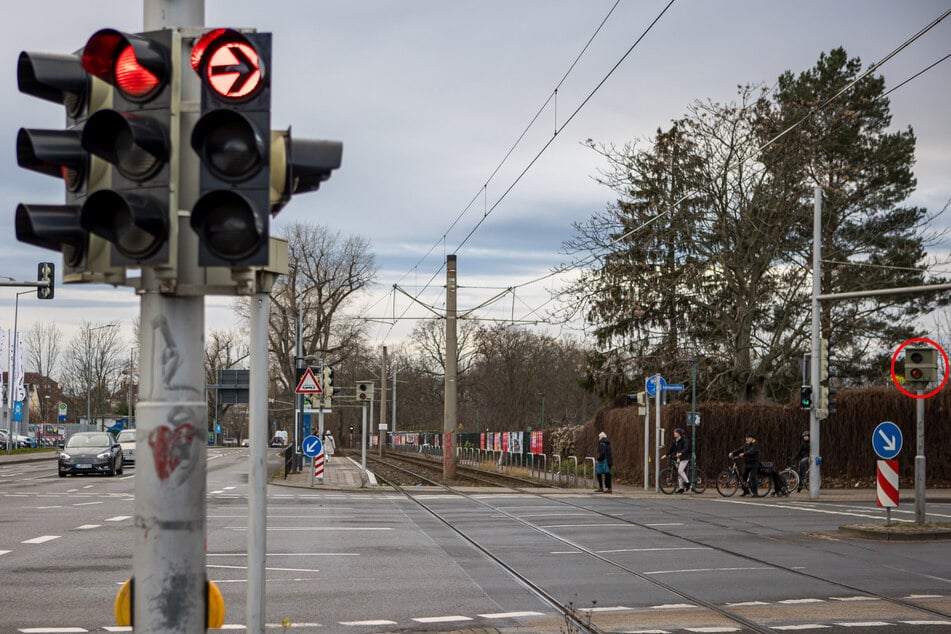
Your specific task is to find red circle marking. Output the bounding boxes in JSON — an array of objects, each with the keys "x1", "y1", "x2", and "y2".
[
  {"x1": 890, "y1": 337, "x2": 949, "y2": 399},
  {"x1": 205, "y1": 41, "x2": 262, "y2": 99}
]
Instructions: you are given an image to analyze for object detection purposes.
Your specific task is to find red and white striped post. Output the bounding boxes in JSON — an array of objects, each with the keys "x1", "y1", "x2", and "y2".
[
  {"x1": 313, "y1": 450, "x2": 325, "y2": 484},
  {"x1": 876, "y1": 459, "x2": 899, "y2": 523}
]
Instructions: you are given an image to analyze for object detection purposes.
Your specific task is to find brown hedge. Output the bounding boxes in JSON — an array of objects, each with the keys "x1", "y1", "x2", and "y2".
[{"x1": 577, "y1": 386, "x2": 951, "y2": 487}]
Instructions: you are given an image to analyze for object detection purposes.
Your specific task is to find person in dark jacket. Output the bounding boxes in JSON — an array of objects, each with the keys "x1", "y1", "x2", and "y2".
[
  {"x1": 663, "y1": 427, "x2": 691, "y2": 493},
  {"x1": 729, "y1": 433, "x2": 761, "y2": 496},
  {"x1": 595, "y1": 431, "x2": 613, "y2": 493},
  {"x1": 793, "y1": 430, "x2": 810, "y2": 492}
]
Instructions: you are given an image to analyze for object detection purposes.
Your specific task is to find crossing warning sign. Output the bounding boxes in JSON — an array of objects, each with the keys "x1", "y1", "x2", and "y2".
[{"x1": 295, "y1": 367, "x2": 323, "y2": 394}]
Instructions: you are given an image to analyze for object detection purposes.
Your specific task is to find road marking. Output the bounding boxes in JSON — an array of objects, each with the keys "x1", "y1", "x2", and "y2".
[
  {"x1": 725, "y1": 601, "x2": 769, "y2": 607},
  {"x1": 412, "y1": 616, "x2": 473, "y2": 623},
  {"x1": 21, "y1": 535, "x2": 60, "y2": 544},
  {"x1": 771, "y1": 626, "x2": 830, "y2": 631},
  {"x1": 685, "y1": 628, "x2": 740, "y2": 632},
  {"x1": 779, "y1": 598, "x2": 824, "y2": 604},
  {"x1": 74, "y1": 525, "x2": 101, "y2": 530},
  {"x1": 899, "y1": 621, "x2": 951, "y2": 626},
  {"x1": 479, "y1": 611, "x2": 545, "y2": 618},
  {"x1": 73, "y1": 501, "x2": 103, "y2": 507},
  {"x1": 834, "y1": 622, "x2": 891, "y2": 627},
  {"x1": 646, "y1": 566, "x2": 770, "y2": 575},
  {"x1": 340, "y1": 620, "x2": 398, "y2": 626},
  {"x1": 829, "y1": 596, "x2": 879, "y2": 602},
  {"x1": 645, "y1": 523, "x2": 685, "y2": 526},
  {"x1": 19, "y1": 629, "x2": 88, "y2": 633},
  {"x1": 581, "y1": 606, "x2": 633, "y2": 613},
  {"x1": 228, "y1": 526, "x2": 393, "y2": 531},
  {"x1": 0, "y1": 550, "x2": 10, "y2": 556},
  {"x1": 651, "y1": 603, "x2": 697, "y2": 609},
  {"x1": 105, "y1": 516, "x2": 131, "y2": 522},
  {"x1": 103, "y1": 627, "x2": 133, "y2": 632}
]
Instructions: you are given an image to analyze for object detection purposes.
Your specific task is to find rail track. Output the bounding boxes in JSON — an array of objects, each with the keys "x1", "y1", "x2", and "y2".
[
  {"x1": 365, "y1": 450, "x2": 553, "y2": 489},
  {"x1": 359, "y1": 453, "x2": 951, "y2": 633}
]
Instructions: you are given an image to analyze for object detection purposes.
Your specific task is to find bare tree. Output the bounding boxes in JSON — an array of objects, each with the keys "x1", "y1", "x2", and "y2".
[
  {"x1": 25, "y1": 322, "x2": 62, "y2": 422},
  {"x1": 60, "y1": 322, "x2": 125, "y2": 427}
]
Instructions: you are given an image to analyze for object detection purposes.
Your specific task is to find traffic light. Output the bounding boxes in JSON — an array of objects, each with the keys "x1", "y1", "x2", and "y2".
[
  {"x1": 905, "y1": 346, "x2": 938, "y2": 384},
  {"x1": 189, "y1": 29, "x2": 271, "y2": 267},
  {"x1": 79, "y1": 29, "x2": 177, "y2": 267},
  {"x1": 322, "y1": 366, "x2": 334, "y2": 408},
  {"x1": 819, "y1": 337, "x2": 830, "y2": 382},
  {"x1": 14, "y1": 47, "x2": 123, "y2": 283},
  {"x1": 357, "y1": 381, "x2": 373, "y2": 403},
  {"x1": 799, "y1": 385, "x2": 813, "y2": 409},
  {"x1": 270, "y1": 130, "x2": 342, "y2": 213},
  {"x1": 37, "y1": 262, "x2": 55, "y2": 299}
]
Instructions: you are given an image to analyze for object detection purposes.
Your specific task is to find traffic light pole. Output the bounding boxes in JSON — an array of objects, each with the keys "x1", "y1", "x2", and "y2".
[
  {"x1": 915, "y1": 391, "x2": 926, "y2": 523},
  {"x1": 443, "y1": 255, "x2": 457, "y2": 480},
  {"x1": 809, "y1": 187, "x2": 822, "y2": 500},
  {"x1": 133, "y1": 3, "x2": 207, "y2": 632}
]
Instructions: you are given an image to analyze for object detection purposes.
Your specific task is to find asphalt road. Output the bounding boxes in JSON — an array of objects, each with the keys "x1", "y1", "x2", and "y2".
[{"x1": 0, "y1": 450, "x2": 949, "y2": 633}]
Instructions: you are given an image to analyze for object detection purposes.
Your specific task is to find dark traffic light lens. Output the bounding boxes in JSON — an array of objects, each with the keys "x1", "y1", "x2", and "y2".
[
  {"x1": 191, "y1": 190, "x2": 263, "y2": 260},
  {"x1": 191, "y1": 110, "x2": 264, "y2": 181},
  {"x1": 909, "y1": 352, "x2": 923, "y2": 364}
]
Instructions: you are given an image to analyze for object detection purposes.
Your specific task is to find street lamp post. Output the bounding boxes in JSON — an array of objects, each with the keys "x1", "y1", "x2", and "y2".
[
  {"x1": 86, "y1": 323, "x2": 118, "y2": 430},
  {"x1": 5, "y1": 290, "x2": 34, "y2": 453},
  {"x1": 537, "y1": 392, "x2": 546, "y2": 429}
]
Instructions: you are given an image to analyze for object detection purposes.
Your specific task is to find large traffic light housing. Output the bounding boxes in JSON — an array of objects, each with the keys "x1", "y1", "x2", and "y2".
[
  {"x1": 322, "y1": 366, "x2": 334, "y2": 409},
  {"x1": 80, "y1": 29, "x2": 178, "y2": 268},
  {"x1": 819, "y1": 337, "x2": 830, "y2": 383},
  {"x1": 14, "y1": 48, "x2": 123, "y2": 283},
  {"x1": 905, "y1": 346, "x2": 938, "y2": 385},
  {"x1": 189, "y1": 29, "x2": 272, "y2": 267}
]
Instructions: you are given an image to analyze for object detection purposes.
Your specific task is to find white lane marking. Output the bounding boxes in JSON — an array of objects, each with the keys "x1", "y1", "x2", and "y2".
[
  {"x1": 717, "y1": 499, "x2": 908, "y2": 522},
  {"x1": 829, "y1": 596, "x2": 878, "y2": 602},
  {"x1": 646, "y1": 523, "x2": 685, "y2": 527},
  {"x1": 412, "y1": 616, "x2": 472, "y2": 623},
  {"x1": 686, "y1": 627, "x2": 739, "y2": 632},
  {"x1": 725, "y1": 601, "x2": 769, "y2": 607},
  {"x1": 35, "y1": 506, "x2": 64, "y2": 509},
  {"x1": 103, "y1": 627, "x2": 134, "y2": 632},
  {"x1": 75, "y1": 525, "x2": 101, "y2": 530},
  {"x1": 551, "y1": 546, "x2": 710, "y2": 554},
  {"x1": 340, "y1": 620, "x2": 398, "y2": 626},
  {"x1": 207, "y1": 552, "x2": 359, "y2": 557},
  {"x1": 20, "y1": 628, "x2": 89, "y2": 633},
  {"x1": 479, "y1": 611, "x2": 545, "y2": 618},
  {"x1": 834, "y1": 622, "x2": 891, "y2": 627},
  {"x1": 73, "y1": 501, "x2": 103, "y2": 507},
  {"x1": 581, "y1": 606, "x2": 633, "y2": 613},
  {"x1": 899, "y1": 622, "x2": 951, "y2": 626},
  {"x1": 223, "y1": 486, "x2": 236, "y2": 490},
  {"x1": 227, "y1": 527, "x2": 392, "y2": 531},
  {"x1": 105, "y1": 516, "x2": 131, "y2": 522},
  {"x1": 651, "y1": 603, "x2": 697, "y2": 609},
  {"x1": 645, "y1": 566, "x2": 770, "y2": 575},
  {"x1": 22, "y1": 535, "x2": 60, "y2": 544},
  {"x1": 906, "y1": 594, "x2": 943, "y2": 599},
  {"x1": 779, "y1": 598, "x2": 824, "y2": 604},
  {"x1": 771, "y1": 626, "x2": 831, "y2": 631},
  {"x1": 540, "y1": 523, "x2": 634, "y2": 528},
  {"x1": 207, "y1": 564, "x2": 321, "y2": 573},
  {"x1": 0, "y1": 550, "x2": 10, "y2": 556}
]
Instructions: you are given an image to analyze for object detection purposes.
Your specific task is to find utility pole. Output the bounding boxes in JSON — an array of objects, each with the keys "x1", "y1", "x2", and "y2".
[
  {"x1": 379, "y1": 345, "x2": 387, "y2": 456},
  {"x1": 443, "y1": 255, "x2": 458, "y2": 480}
]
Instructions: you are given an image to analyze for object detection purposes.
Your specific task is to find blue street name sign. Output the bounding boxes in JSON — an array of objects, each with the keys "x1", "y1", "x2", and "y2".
[
  {"x1": 663, "y1": 383, "x2": 685, "y2": 392},
  {"x1": 645, "y1": 375, "x2": 666, "y2": 397},
  {"x1": 872, "y1": 421, "x2": 902, "y2": 460},
  {"x1": 302, "y1": 435, "x2": 323, "y2": 458}
]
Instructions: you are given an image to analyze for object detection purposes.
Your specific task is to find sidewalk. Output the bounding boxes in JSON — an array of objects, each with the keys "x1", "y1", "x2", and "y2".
[{"x1": 272, "y1": 454, "x2": 382, "y2": 491}]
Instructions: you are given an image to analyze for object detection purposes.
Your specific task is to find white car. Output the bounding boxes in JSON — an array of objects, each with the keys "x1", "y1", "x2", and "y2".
[
  {"x1": 116, "y1": 429, "x2": 136, "y2": 465},
  {"x1": 241, "y1": 439, "x2": 250, "y2": 447}
]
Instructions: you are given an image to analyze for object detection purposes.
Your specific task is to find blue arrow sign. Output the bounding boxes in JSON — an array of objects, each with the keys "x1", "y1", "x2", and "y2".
[
  {"x1": 645, "y1": 375, "x2": 666, "y2": 397},
  {"x1": 302, "y1": 435, "x2": 323, "y2": 458},
  {"x1": 872, "y1": 421, "x2": 902, "y2": 460},
  {"x1": 663, "y1": 383, "x2": 685, "y2": 392}
]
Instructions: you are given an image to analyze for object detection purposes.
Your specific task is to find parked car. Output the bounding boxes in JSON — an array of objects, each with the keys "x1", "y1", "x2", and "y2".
[
  {"x1": 240, "y1": 438, "x2": 250, "y2": 447},
  {"x1": 0, "y1": 428, "x2": 34, "y2": 448},
  {"x1": 116, "y1": 429, "x2": 136, "y2": 465},
  {"x1": 58, "y1": 432, "x2": 123, "y2": 477}
]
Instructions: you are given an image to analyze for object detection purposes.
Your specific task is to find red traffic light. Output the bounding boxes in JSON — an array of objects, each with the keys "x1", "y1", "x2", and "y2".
[
  {"x1": 191, "y1": 29, "x2": 265, "y2": 101},
  {"x1": 82, "y1": 29, "x2": 168, "y2": 100}
]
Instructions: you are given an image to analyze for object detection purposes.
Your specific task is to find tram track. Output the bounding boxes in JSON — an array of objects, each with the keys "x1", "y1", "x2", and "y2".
[{"x1": 363, "y1": 454, "x2": 949, "y2": 633}]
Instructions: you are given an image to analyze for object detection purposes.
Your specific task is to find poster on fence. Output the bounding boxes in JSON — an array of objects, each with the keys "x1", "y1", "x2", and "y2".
[
  {"x1": 509, "y1": 432, "x2": 523, "y2": 454},
  {"x1": 530, "y1": 430, "x2": 544, "y2": 455},
  {"x1": 480, "y1": 432, "x2": 486, "y2": 451}
]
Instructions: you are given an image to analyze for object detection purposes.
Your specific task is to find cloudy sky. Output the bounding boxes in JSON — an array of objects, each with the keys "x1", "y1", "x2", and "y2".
[{"x1": 1, "y1": 0, "x2": 949, "y2": 361}]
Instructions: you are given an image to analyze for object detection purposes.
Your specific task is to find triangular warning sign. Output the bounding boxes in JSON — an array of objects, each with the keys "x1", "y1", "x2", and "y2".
[{"x1": 295, "y1": 367, "x2": 323, "y2": 394}]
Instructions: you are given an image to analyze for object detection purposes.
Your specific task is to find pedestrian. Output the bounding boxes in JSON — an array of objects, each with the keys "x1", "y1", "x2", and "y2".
[
  {"x1": 793, "y1": 430, "x2": 810, "y2": 492},
  {"x1": 729, "y1": 432, "x2": 761, "y2": 496},
  {"x1": 663, "y1": 427, "x2": 691, "y2": 493},
  {"x1": 595, "y1": 431, "x2": 613, "y2": 493},
  {"x1": 323, "y1": 430, "x2": 336, "y2": 463}
]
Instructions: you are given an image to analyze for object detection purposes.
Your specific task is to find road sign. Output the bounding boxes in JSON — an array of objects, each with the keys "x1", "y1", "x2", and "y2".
[
  {"x1": 58, "y1": 402, "x2": 67, "y2": 423},
  {"x1": 12, "y1": 401, "x2": 23, "y2": 422},
  {"x1": 876, "y1": 459, "x2": 899, "y2": 507},
  {"x1": 295, "y1": 367, "x2": 323, "y2": 394},
  {"x1": 645, "y1": 375, "x2": 666, "y2": 397},
  {"x1": 301, "y1": 435, "x2": 323, "y2": 458},
  {"x1": 663, "y1": 383, "x2": 685, "y2": 392},
  {"x1": 872, "y1": 421, "x2": 903, "y2": 460}
]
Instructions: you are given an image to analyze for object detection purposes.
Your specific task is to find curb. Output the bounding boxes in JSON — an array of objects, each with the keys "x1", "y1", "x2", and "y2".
[{"x1": 838, "y1": 524, "x2": 951, "y2": 541}]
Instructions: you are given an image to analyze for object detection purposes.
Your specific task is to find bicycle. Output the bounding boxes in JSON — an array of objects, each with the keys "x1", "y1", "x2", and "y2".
[
  {"x1": 715, "y1": 458, "x2": 772, "y2": 497},
  {"x1": 779, "y1": 465, "x2": 800, "y2": 493},
  {"x1": 660, "y1": 461, "x2": 706, "y2": 494}
]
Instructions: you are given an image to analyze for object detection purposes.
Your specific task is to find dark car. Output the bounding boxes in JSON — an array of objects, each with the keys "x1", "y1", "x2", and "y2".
[{"x1": 59, "y1": 432, "x2": 124, "y2": 477}]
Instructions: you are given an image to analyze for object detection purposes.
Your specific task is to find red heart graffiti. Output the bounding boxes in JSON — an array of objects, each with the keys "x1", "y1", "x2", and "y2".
[{"x1": 149, "y1": 424, "x2": 197, "y2": 481}]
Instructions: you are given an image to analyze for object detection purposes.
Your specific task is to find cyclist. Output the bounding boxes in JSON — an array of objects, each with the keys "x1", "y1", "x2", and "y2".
[
  {"x1": 663, "y1": 427, "x2": 691, "y2": 493},
  {"x1": 729, "y1": 432, "x2": 761, "y2": 496},
  {"x1": 793, "y1": 430, "x2": 810, "y2": 492}
]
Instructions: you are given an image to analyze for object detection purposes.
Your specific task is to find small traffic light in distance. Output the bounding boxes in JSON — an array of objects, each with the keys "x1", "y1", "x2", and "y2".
[
  {"x1": 905, "y1": 346, "x2": 938, "y2": 384},
  {"x1": 269, "y1": 130, "x2": 342, "y2": 213},
  {"x1": 819, "y1": 337, "x2": 830, "y2": 382},
  {"x1": 14, "y1": 49, "x2": 117, "y2": 282},
  {"x1": 322, "y1": 366, "x2": 334, "y2": 407},
  {"x1": 80, "y1": 28, "x2": 177, "y2": 267},
  {"x1": 799, "y1": 385, "x2": 813, "y2": 409},
  {"x1": 37, "y1": 262, "x2": 55, "y2": 299},
  {"x1": 189, "y1": 28, "x2": 272, "y2": 267}
]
